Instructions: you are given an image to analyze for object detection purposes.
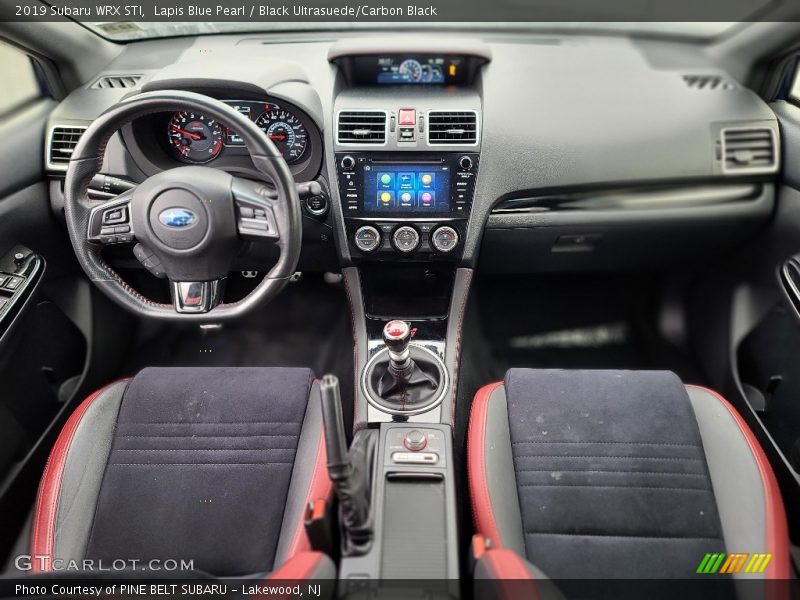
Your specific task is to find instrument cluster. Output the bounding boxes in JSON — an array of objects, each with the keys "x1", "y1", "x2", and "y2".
[{"x1": 167, "y1": 100, "x2": 309, "y2": 164}]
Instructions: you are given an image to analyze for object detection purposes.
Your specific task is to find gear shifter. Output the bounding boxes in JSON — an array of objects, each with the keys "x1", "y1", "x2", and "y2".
[
  {"x1": 371, "y1": 320, "x2": 441, "y2": 411},
  {"x1": 383, "y1": 320, "x2": 413, "y2": 376}
]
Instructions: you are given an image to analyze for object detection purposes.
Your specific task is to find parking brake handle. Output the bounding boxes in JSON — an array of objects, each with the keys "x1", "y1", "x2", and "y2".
[{"x1": 319, "y1": 374, "x2": 373, "y2": 555}]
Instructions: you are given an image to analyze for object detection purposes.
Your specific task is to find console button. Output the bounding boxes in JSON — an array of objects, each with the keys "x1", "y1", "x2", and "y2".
[
  {"x1": 305, "y1": 195, "x2": 329, "y2": 217},
  {"x1": 2, "y1": 276, "x2": 23, "y2": 291},
  {"x1": 431, "y1": 226, "x2": 459, "y2": 253},
  {"x1": 398, "y1": 108, "x2": 416, "y2": 126},
  {"x1": 392, "y1": 226, "x2": 420, "y2": 253},
  {"x1": 354, "y1": 225, "x2": 381, "y2": 252},
  {"x1": 340, "y1": 155, "x2": 356, "y2": 171},
  {"x1": 404, "y1": 430, "x2": 428, "y2": 451}
]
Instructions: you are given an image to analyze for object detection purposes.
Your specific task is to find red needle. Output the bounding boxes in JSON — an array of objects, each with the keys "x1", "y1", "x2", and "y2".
[
  {"x1": 269, "y1": 134, "x2": 286, "y2": 141},
  {"x1": 172, "y1": 128, "x2": 202, "y2": 140}
]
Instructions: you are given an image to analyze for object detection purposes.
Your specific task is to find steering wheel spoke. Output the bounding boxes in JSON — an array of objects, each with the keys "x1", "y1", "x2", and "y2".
[
  {"x1": 87, "y1": 190, "x2": 136, "y2": 246},
  {"x1": 170, "y1": 279, "x2": 224, "y2": 314},
  {"x1": 231, "y1": 177, "x2": 281, "y2": 242}
]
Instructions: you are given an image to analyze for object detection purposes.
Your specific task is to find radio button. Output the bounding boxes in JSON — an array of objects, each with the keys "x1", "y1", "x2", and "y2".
[
  {"x1": 354, "y1": 226, "x2": 381, "y2": 252},
  {"x1": 392, "y1": 226, "x2": 420, "y2": 253},
  {"x1": 340, "y1": 155, "x2": 356, "y2": 171},
  {"x1": 431, "y1": 226, "x2": 459, "y2": 253}
]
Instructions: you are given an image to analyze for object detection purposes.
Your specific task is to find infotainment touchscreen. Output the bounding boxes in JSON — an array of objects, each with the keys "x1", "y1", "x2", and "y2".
[{"x1": 363, "y1": 163, "x2": 450, "y2": 213}]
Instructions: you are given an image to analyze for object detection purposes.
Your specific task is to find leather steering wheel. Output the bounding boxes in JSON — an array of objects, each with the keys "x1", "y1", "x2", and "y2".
[{"x1": 63, "y1": 90, "x2": 302, "y2": 321}]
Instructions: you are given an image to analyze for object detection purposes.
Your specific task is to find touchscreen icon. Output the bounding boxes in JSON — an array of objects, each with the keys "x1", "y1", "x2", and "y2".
[
  {"x1": 378, "y1": 172, "x2": 394, "y2": 189},
  {"x1": 419, "y1": 191, "x2": 434, "y2": 207},
  {"x1": 398, "y1": 173, "x2": 415, "y2": 190},
  {"x1": 378, "y1": 191, "x2": 395, "y2": 207},
  {"x1": 399, "y1": 191, "x2": 414, "y2": 207},
  {"x1": 420, "y1": 173, "x2": 434, "y2": 188}
]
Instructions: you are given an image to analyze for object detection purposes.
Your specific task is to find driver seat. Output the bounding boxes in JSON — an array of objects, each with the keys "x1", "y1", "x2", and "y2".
[{"x1": 30, "y1": 367, "x2": 334, "y2": 579}]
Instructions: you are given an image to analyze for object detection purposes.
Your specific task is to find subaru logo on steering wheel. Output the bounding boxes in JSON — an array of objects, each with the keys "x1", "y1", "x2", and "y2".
[{"x1": 158, "y1": 208, "x2": 197, "y2": 228}]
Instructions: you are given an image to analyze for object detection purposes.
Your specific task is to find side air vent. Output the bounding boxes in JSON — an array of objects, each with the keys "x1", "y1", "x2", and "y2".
[
  {"x1": 91, "y1": 74, "x2": 143, "y2": 89},
  {"x1": 47, "y1": 126, "x2": 87, "y2": 171},
  {"x1": 337, "y1": 111, "x2": 387, "y2": 144},
  {"x1": 721, "y1": 128, "x2": 778, "y2": 174},
  {"x1": 683, "y1": 75, "x2": 736, "y2": 91},
  {"x1": 427, "y1": 111, "x2": 479, "y2": 145}
]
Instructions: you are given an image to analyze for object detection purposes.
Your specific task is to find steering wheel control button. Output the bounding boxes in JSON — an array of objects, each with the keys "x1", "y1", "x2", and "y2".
[
  {"x1": 354, "y1": 225, "x2": 381, "y2": 252},
  {"x1": 403, "y1": 429, "x2": 428, "y2": 452},
  {"x1": 102, "y1": 207, "x2": 127, "y2": 225},
  {"x1": 431, "y1": 226, "x2": 459, "y2": 253},
  {"x1": 392, "y1": 226, "x2": 420, "y2": 253}
]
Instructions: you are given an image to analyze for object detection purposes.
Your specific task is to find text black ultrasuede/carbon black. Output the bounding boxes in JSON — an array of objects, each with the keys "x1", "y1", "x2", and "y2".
[
  {"x1": 84, "y1": 367, "x2": 314, "y2": 576},
  {"x1": 504, "y1": 369, "x2": 726, "y2": 579}
]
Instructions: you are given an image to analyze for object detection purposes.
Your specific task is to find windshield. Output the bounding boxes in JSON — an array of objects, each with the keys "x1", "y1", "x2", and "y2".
[{"x1": 86, "y1": 21, "x2": 739, "y2": 42}]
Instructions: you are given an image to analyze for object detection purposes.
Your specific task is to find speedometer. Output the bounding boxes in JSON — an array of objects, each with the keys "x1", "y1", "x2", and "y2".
[{"x1": 254, "y1": 109, "x2": 308, "y2": 163}]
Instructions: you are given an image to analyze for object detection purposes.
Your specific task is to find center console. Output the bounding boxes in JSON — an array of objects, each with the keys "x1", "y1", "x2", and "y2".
[{"x1": 325, "y1": 42, "x2": 490, "y2": 596}]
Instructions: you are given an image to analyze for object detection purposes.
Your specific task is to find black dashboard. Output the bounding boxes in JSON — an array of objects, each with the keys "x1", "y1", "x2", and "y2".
[{"x1": 43, "y1": 33, "x2": 780, "y2": 274}]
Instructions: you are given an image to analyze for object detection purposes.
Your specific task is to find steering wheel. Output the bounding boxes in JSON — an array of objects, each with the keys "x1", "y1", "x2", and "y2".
[{"x1": 63, "y1": 91, "x2": 302, "y2": 321}]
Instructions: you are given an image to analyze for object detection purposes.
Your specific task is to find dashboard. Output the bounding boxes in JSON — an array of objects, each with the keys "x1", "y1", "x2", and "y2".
[{"x1": 43, "y1": 34, "x2": 780, "y2": 273}]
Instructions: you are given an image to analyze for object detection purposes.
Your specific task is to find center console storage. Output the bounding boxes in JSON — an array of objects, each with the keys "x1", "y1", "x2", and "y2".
[{"x1": 339, "y1": 423, "x2": 459, "y2": 595}]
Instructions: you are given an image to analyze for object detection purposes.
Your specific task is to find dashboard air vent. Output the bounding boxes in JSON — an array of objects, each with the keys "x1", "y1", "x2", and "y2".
[
  {"x1": 683, "y1": 75, "x2": 736, "y2": 91},
  {"x1": 721, "y1": 128, "x2": 778, "y2": 174},
  {"x1": 427, "y1": 111, "x2": 479, "y2": 145},
  {"x1": 47, "y1": 126, "x2": 87, "y2": 170},
  {"x1": 337, "y1": 111, "x2": 387, "y2": 144},
  {"x1": 92, "y1": 74, "x2": 143, "y2": 89}
]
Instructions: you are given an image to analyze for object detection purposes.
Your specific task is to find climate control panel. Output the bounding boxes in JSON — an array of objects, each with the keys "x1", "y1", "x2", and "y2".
[{"x1": 348, "y1": 220, "x2": 463, "y2": 260}]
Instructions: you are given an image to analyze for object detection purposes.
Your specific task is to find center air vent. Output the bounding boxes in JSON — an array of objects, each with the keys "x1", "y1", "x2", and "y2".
[
  {"x1": 683, "y1": 75, "x2": 736, "y2": 91},
  {"x1": 337, "y1": 111, "x2": 387, "y2": 144},
  {"x1": 427, "y1": 111, "x2": 479, "y2": 145},
  {"x1": 91, "y1": 74, "x2": 143, "y2": 89},
  {"x1": 47, "y1": 126, "x2": 87, "y2": 171},
  {"x1": 721, "y1": 127, "x2": 778, "y2": 174}
]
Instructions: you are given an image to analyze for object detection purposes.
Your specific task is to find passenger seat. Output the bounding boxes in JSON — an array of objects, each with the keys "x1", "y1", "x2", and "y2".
[{"x1": 467, "y1": 369, "x2": 789, "y2": 581}]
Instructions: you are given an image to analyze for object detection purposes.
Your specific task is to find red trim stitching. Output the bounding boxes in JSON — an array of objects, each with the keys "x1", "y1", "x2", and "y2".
[
  {"x1": 468, "y1": 381, "x2": 505, "y2": 547},
  {"x1": 30, "y1": 379, "x2": 130, "y2": 572},
  {"x1": 686, "y1": 384, "x2": 790, "y2": 580}
]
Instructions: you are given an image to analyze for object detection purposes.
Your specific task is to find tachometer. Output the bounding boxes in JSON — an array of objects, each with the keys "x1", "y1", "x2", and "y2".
[
  {"x1": 167, "y1": 112, "x2": 224, "y2": 163},
  {"x1": 255, "y1": 108, "x2": 308, "y2": 163}
]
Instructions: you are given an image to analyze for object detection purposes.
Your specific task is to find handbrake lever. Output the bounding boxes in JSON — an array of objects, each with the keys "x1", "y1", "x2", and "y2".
[{"x1": 319, "y1": 374, "x2": 373, "y2": 555}]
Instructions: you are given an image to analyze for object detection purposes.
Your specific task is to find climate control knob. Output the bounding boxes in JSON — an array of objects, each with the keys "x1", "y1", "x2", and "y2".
[
  {"x1": 354, "y1": 225, "x2": 381, "y2": 252},
  {"x1": 392, "y1": 226, "x2": 420, "y2": 253},
  {"x1": 431, "y1": 226, "x2": 459, "y2": 253}
]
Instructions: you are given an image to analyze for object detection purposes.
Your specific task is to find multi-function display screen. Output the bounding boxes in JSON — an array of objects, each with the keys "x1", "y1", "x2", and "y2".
[
  {"x1": 350, "y1": 56, "x2": 467, "y2": 86},
  {"x1": 363, "y1": 164, "x2": 450, "y2": 213}
]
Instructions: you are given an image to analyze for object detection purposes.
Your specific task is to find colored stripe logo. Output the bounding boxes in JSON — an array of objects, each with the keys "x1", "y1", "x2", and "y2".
[{"x1": 697, "y1": 553, "x2": 772, "y2": 574}]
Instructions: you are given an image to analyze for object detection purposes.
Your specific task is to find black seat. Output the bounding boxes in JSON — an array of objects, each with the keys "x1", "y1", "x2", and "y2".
[
  {"x1": 30, "y1": 367, "x2": 333, "y2": 579},
  {"x1": 468, "y1": 369, "x2": 789, "y2": 581}
]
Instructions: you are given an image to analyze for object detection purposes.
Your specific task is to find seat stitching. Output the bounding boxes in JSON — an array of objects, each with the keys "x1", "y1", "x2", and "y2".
[
  {"x1": 515, "y1": 469, "x2": 706, "y2": 476},
  {"x1": 518, "y1": 483, "x2": 711, "y2": 491},
  {"x1": 512, "y1": 440, "x2": 702, "y2": 447},
  {"x1": 514, "y1": 455, "x2": 702, "y2": 461}
]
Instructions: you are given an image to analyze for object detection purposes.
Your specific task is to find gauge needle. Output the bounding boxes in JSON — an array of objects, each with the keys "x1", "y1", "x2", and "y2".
[
  {"x1": 269, "y1": 134, "x2": 287, "y2": 141},
  {"x1": 172, "y1": 128, "x2": 202, "y2": 140}
]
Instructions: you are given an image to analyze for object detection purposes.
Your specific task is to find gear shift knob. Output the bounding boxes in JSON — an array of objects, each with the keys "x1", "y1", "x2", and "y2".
[{"x1": 383, "y1": 320, "x2": 411, "y2": 366}]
